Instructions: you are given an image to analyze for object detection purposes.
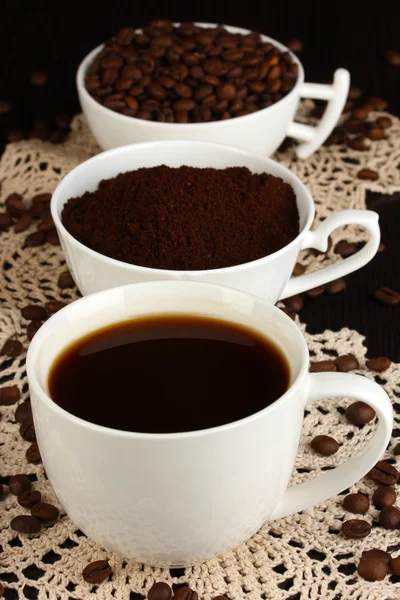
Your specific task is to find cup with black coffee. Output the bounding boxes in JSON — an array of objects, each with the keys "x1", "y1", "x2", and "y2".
[
  {"x1": 51, "y1": 140, "x2": 380, "y2": 300},
  {"x1": 27, "y1": 280, "x2": 392, "y2": 566}
]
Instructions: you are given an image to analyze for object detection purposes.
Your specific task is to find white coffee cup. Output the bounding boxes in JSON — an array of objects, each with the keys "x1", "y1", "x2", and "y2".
[
  {"x1": 27, "y1": 280, "x2": 392, "y2": 567},
  {"x1": 77, "y1": 23, "x2": 350, "y2": 158},
  {"x1": 51, "y1": 141, "x2": 380, "y2": 301}
]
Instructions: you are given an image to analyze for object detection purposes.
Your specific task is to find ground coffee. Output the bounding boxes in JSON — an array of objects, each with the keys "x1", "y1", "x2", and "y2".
[{"x1": 61, "y1": 165, "x2": 299, "y2": 270}]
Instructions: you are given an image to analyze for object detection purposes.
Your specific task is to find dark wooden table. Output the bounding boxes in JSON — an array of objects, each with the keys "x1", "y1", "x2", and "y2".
[{"x1": 1, "y1": 1, "x2": 399, "y2": 359}]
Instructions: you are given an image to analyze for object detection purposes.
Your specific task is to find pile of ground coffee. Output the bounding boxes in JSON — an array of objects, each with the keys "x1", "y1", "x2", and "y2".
[{"x1": 61, "y1": 166, "x2": 299, "y2": 270}]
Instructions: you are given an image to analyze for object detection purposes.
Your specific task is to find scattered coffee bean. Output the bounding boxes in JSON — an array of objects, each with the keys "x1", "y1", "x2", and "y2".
[
  {"x1": 292, "y1": 262, "x2": 305, "y2": 276},
  {"x1": 37, "y1": 216, "x2": 55, "y2": 233},
  {"x1": 0, "y1": 582, "x2": 4, "y2": 597},
  {"x1": 377, "y1": 116, "x2": 392, "y2": 129},
  {"x1": 348, "y1": 136, "x2": 369, "y2": 151},
  {"x1": 367, "y1": 127, "x2": 385, "y2": 141},
  {"x1": 311, "y1": 435, "x2": 339, "y2": 456},
  {"x1": 283, "y1": 294, "x2": 303, "y2": 312},
  {"x1": 326, "y1": 278, "x2": 347, "y2": 294},
  {"x1": 0, "y1": 385, "x2": 21, "y2": 406},
  {"x1": 358, "y1": 555, "x2": 388, "y2": 581},
  {"x1": 374, "y1": 287, "x2": 400, "y2": 305},
  {"x1": 45, "y1": 301, "x2": 67, "y2": 314},
  {"x1": 348, "y1": 86, "x2": 362, "y2": 101},
  {"x1": 341, "y1": 519, "x2": 371, "y2": 539},
  {"x1": 285, "y1": 39, "x2": 303, "y2": 53},
  {"x1": 362, "y1": 548, "x2": 391, "y2": 563},
  {"x1": 9, "y1": 474, "x2": 31, "y2": 495},
  {"x1": 8, "y1": 128, "x2": 24, "y2": 142},
  {"x1": 18, "y1": 489, "x2": 42, "y2": 508},
  {"x1": 307, "y1": 285, "x2": 325, "y2": 297},
  {"x1": 379, "y1": 506, "x2": 400, "y2": 529},
  {"x1": 278, "y1": 306, "x2": 296, "y2": 320},
  {"x1": 1, "y1": 339, "x2": 23, "y2": 358},
  {"x1": 173, "y1": 587, "x2": 198, "y2": 600},
  {"x1": 47, "y1": 229, "x2": 60, "y2": 245},
  {"x1": 345, "y1": 401, "x2": 376, "y2": 425},
  {"x1": 357, "y1": 168, "x2": 379, "y2": 181},
  {"x1": 366, "y1": 357, "x2": 391, "y2": 372},
  {"x1": 367, "y1": 97, "x2": 388, "y2": 110},
  {"x1": 0, "y1": 484, "x2": 3, "y2": 499},
  {"x1": 0, "y1": 213, "x2": 13, "y2": 229},
  {"x1": 32, "y1": 193, "x2": 52, "y2": 205},
  {"x1": 367, "y1": 461, "x2": 399, "y2": 486},
  {"x1": 26, "y1": 442, "x2": 41, "y2": 465},
  {"x1": 58, "y1": 271, "x2": 75, "y2": 289},
  {"x1": 390, "y1": 557, "x2": 400, "y2": 576},
  {"x1": 21, "y1": 305, "x2": 47, "y2": 320},
  {"x1": 378, "y1": 242, "x2": 386, "y2": 252},
  {"x1": 0, "y1": 100, "x2": 13, "y2": 115},
  {"x1": 20, "y1": 418, "x2": 36, "y2": 442},
  {"x1": 10, "y1": 514, "x2": 41, "y2": 534},
  {"x1": 393, "y1": 443, "x2": 400, "y2": 456},
  {"x1": 24, "y1": 231, "x2": 46, "y2": 247},
  {"x1": 352, "y1": 106, "x2": 370, "y2": 120},
  {"x1": 372, "y1": 486, "x2": 397, "y2": 509},
  {"x1": 15, "y1": 213, "x2": 33, "y2": 233},
  {"x1": 212, "y1": 597, "x2": 229, "y2": 600},
  {"x1": 148, "y1": 582, "x2": 172, "y2": 600},
  {"x1": 27, "y1": 321, "x2": 43, "y2": 341},
  {"x1": 15, "y1": 402, "x2": 32, "y2": 423},
  {"x1": 6, "y1": 193, "x2": 27, "y2": 217},
  {"x1": 309, "y1": 360, "x2": 337, "y2": 373},
  {"x1": 82, "y1": 560, "x2": 112, "y2": 583},
  {"x1": 385, "y1": 49, "x2": 400, "y2": 66},
  {"x1": 343, "y1": 493, "x2": 369, "y2": 514},
  {"x1": 335, "y1": 354, "x2": 359, "y2": 372},
  {"x1": 31, "y1": 502, "x2": 59, "y2": 523},
  {"x1": 334, "y1": 241, "x2": 357, "y2": 257},
  {"x1": 29, "y1": 71, "x2": 48, "y2": 86}
]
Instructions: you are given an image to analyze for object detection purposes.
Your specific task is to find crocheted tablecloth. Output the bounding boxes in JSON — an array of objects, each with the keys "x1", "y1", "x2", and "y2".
[{"x1": 1, "y1": 110, "x2": 400, "y2": 600}]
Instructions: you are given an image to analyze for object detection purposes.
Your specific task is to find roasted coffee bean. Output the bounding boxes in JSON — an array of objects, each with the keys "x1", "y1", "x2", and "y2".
[
  {"x1": 212, "y1": 597, "x2": 229, "y2": 600},
  {"x1": 367, "y1": 461, "x2": 399, "y2": 486},
  {"x1": 148, "y1": 582, "x2": 172, "y2": 600},
  {"x1": 348, "y1": 86, "x2": 362, "y2": 101},
  {"x1": 362, "y1": 548, "x2": 391, "y2": 563},
  {"x1": 6, "y1": 193, "x2": 27, "y2": 217},
  {"x1": 9, "y1": 475, "x2": 31, "y2": 495},
  {"x1": 18, "y1": 489, "x2": 42, "y2": 508},
  {"x1": 82, "y1": 560, "x2": 112, "y2": 583},
  {"x1": 307, "y1": 285, "x2": 325, "y2": 297},
  {"x1": 390, "y1": 557, "x2": 400, "y2": 576},
  {"x1": 348, "y1": 136, "x2": 368, "y2": 151},
  {"x1": 25, "y1": 232, "x2": 46, "y2": 247},
  {"x1": 367, "y1": 127, "x2": 385, "y2": 141},
  {"x1": 377, "y1": 116, "x2": 392, "y2": 129},
  {"x1": 21, "y1": 305, "x2": 47, "y2": 321},
  {"x1": 26, "y1": 442, "x2": 41, "y2": 464},
  {"x1": 20, "y1": 418, "x2": 36, "y2": 442},
  {"x1": 326, "y1": 278, "x2": 347, "y2": 294},
  {"x1": 15, "y1": 402, "x2": 32, "y2": 423},
  {"x1": 0, "y1": 212, "x2": 13, "y2": 229},
  {"x1": 29, "y1": 71, "x2": 48, "y2": 86},
  {"x1": 367, "y1": 97, "x2": 388, "y2": 110},
  {"x1": 0, "y1": 582, "x2": 3, "y2": 597},
  {"x1": 27, "y1": 321, "x2": 43, "y2": 341},
  {"x1": 343, "y1": 493, "x2": 369, "y2": 514},
  {"x1": 0, "y1": 100, "x2": 13, "y2": 115},
  {"x1": 309, "y1": 360, "x2": 337, "y2": 373},
  {"x1": 379, "y1": 506, "x2": 400, "y2": 529},
  {"x1": 0, "y1": 484, "x2": 3, "y2": 499},
  {"x1": 335, "y1": 354, "x2": 359, "y2": 372},
  {"x1": 358, "y1": 555, "x2": 388, "y2": 581},
  {"x1": 341, "y1": 519, "x2": 371, "y2": 539},
  {"x1": 366, "y1": 357, "x2": 391, "y2": 372},
  {"x1": 15, "y1": 213, "x2": 32, "y2": 233},
  {"x1": 311, "y1": 435, "x2": 339, "y2": 456},
  {"x1": 31, "y1": 502, "x2": 59, "y2": 523},
  {"x1": 345, "y1": 401, "x2": 375, "y2": 425},
  {"x1": 278, "y1": 306, "x2": 296, "y2": 321},
  {"x1": 385, "y1": 49, "x2": 400, "y2": 65},
  {"x1": 378, "y1": 242, "x2": 385, "y2": 252},
  {"x1": 37, "y1": 216, "x2": 55, "y2": 233},
  {"x1": 172, "y1": 587, "x2": 198, "y2": 600},
  {"x1": 0, "y1": 385, "x2": 20, "y2": 406},
  {"x1": 334, "y1": 240, "x2": 357, "y2": 257},
  {"x1": 47, "y1": 229, "x2": 60, "y2": 246},
  {"x1": 58, "y1": 271, "x2": 75, "y2": 289},
  {"x1": 292, "y1": 262, "x2": 305, "y2": 276},
  {"x1": 357, "y1": 168, "x2": 379, "y2": 181},
  {"x1": 352, "y1": 105, "x2": 370, "y2": 120},
  {"x1": 283, "y1": 294, "x2": 303, "y2": 312},
  {"x1": 285, "y1": 39, "x2": 303, "y2": 53},
  {"x1": 374, "y1": 287, "x2": 400, "y2": 305},
  {"x1": 8, "y1": 128, "x2": 24, "y2": 142},
  {"x1": 11, "y1": 515, "x2": 41, "y2": 534},
  {"x1": 393, "y1": 443, "x2": 400, "y2": 456},
  {"x1": 45, "y1": 301, "x2": 67, "y2": 314},
  {"x1": 1, "y1": 339, "x2": 23, "y2": 358},
  {"x1": 373, "y1": 486, "x2": 396, "y2": 509},
  {"x1": 29, "y1": 202, "x2": 46, "y2": 219}
]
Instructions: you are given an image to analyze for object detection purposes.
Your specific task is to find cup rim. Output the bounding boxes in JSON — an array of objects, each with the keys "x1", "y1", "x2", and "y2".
[
  {"x1": 76, "y1": 22, "x2": 305, "y2": 130},
  {"x1": 27, "y1": 281, "x2": 309, "y2": 440},
  {"x1": 51, "y1": 140, "x2": 315, "y2": 275}
]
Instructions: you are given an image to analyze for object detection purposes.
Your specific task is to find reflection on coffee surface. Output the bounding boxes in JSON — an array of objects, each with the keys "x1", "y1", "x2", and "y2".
[{"x1": 48, "y1": 315, "x2": 290, "y2": 433}]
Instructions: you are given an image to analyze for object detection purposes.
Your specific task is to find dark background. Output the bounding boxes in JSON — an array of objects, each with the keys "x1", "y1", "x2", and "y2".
[{"x1": 0, "y1": 0, "x2": 399, "y2": 360}]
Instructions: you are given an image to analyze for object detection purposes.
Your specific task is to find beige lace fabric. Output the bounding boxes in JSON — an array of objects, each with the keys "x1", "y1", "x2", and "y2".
[{"x1": 1, "y1": 109, "x2": 400, "y2": 600}]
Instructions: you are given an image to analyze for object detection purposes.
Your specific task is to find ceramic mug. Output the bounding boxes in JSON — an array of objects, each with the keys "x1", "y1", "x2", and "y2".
[
  {"x1": 27, "y1": 280, "x2": 392, "y2": 567},
  {"x1": 52, "y1": 141, "x2": 380, "y2": 301},
  {"x1": 77, "y1": 23, "x2": 350, "y2": 158}
]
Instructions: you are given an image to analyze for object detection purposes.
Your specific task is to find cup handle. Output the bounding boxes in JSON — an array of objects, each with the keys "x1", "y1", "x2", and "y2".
[
  {"x1": 279, "y1": 209, "x2": 380, "y2": 301},
  {"x1": 270, "y1": 372, "x2": 393, "y2": 520},
  {"x1": 286, "y1": 68, "x2": 350, "y2": 159}
]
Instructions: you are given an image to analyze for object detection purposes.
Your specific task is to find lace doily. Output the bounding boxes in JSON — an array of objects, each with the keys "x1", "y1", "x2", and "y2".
[{"x1": 1, "y1": 109, "x2": 400, "y2": 600}]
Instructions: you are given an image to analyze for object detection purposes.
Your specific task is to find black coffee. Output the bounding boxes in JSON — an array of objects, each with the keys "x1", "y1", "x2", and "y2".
[{"x1": 48, "y1": 315, "x2": 290, "y2": 433}]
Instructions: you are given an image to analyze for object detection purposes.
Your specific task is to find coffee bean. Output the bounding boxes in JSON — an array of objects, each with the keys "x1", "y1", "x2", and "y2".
[
  {"x1": 278, "y1": 306, "x2": 296, "y2": 321},
  {"x1": 335, "y1": 354, "x2": 359, "y2": 372},
  {"x1": 348, "y1": 136, "x2": 368, "y2": 151},
  {"x1": 348, "y1": 86, "x2": 362, "y2": 101},
  {"x1": 366, "y1": 357, "x2": 391, "y2": 372},
  {"x1": 367, "y1": 128, "x2": 385, "y2": 141},
  {"x1": 311, "y1": 435, "x2": 339, "y2": 456},
  {"x1": 379, "y1": 506, "x2": 400, "y2": 529},
  {"x1": 377, "y1": 116, "x2": 392, "y2": 129},
  {"x1": 334, "y1": 241, "x2": 357, "y2": 257},
  {"x1": 8, "y1": 128, "x2": 24, "y2": 142},
  {"x1": 0, "y1": 484, "x2": 3, "y2": 499},
  {"x1": 5, "y1": 193, "x2": 27, "y2": 217},
  {"x1": 373, "y1": 486, "x2": 397, "y2": 509},
  {"x1": 292, "y1": 262, "x2": 305, "y2": 276},
  {"x1": 21, "y1": 305, "x2": 47, "y2": 321},
  {"x1": 32, "y1": 193, "x2": 52, "y2": 205},
  {"x1": 9, "y1": 474, "x2": 31, "y2": 495},
  {"x1": 47, "y1": 229, "x2": 60, "y2": 246},
  {"x1": 367, "y1": 97, "x2": 388, "y2": 110},
  {"x1": 1, "y1": 339, "x2": 23, "y2": 358},
  {"x1": 374, "y1": 287, "x2": 400, "y2": 305},
  {"x1": 307, "y1": 285, "x2": 325, "y2": 297},
  {"x1": 357, "y1": 168, "x2": 379, "y2": 181},
  {"x1": 148, "y1": 582, "x2": 172, "y2": 600},
  {"x1": 390, "y1": 557, "x2": 400, "y2": 576},
  {"x1": 45, "y1": 301, "x2": 67, "y2": 314},
  {"x1": 29, "y1": 71, "x2": 48, "y2": 86},
  {"x1": 20, "y1": 418, "x2": 36, "y2": 442},
  {"x1": 0, "y1": 100, "x2": 13, "y2": 115},
  {"x1": 385, "y1": 49, "x2": 400, "y2": 65},
  {"x1": 26, "y1": 442, "x2": 41, "y2": 464},
  {"x1": 343, "y1": 493, "x2": 369, "y2": 514},
  {"x1": 283, "y1": 294, "x2": 303, "y2": 312},
  {"x1": 37, "y1": 216, "x2": 55, "y2": 233},
  {"x1": 0, "y1": 385, "x2": 20, "y2": 406},
  {"x1": 173, "y1": 587, "x2": 198, "y2": 600},
  {"x1": 15, "y1": 213, "x2": 33, "y2": 233},
  {"x1": 212, "y1": 597, "x2": 229, "y2": 600},
  {"x1": 285, "y1": 39, "x2": 303, "y2": 53},
  {"x1": 358, "y1": 555, "x2": 388, "y2": 581},
  {"x1": 0, "y1": 213, "x2": 13, "y2": 229},
  {"x1": 82, "y1": 560, "x2": 112, "y2": 583},
  {"x1": 29, "y1": 203, "x2": 46, "y2": 219},
  {"x1": 368, "y1": 461, "x2": 399, "y2": 486},
  {"x1": 362, "y1": 548, "x2": 391, "y2": 563},
  {"x1": 31, "y1": 502, "x2": 59, "y2": 523},
  {"x1": 18, "y1": 489, "x2": 42, "y2": 508},
  {"x1": 0, "y1": 582, "x2": 4, "y2": 597},
  {"x1": 393, "y1": 443, "x2": 400, "y2": 456},
  {"x1": 352, "y1": 105, "x2": 370, "y2": 120},
  {"x1": 11, "y1": 515, "x2": 41, "y2": 534},
  {"x1": 309, "y1": 360, "x2": 337, "y2": 373},
  {"x1": 326, "y1": 278, "x2": 347, "y2": 294},
  {"x1": 27, "y1": 321, "x2": 43, "y2": 341},
  {"x1": 58, "y1": 271, "x2": 75, "y2": 289},
  {"x1": 25, "y1": 232, "x2": 46, "y2": 247},
  {"x1": 341, "y1": 519, "x2": 371, "y2": 539},
  {"x1": 15, "y1": 401, "x2": 32, "y2": 422},
  {"x1": 378, "y1": 242, "x2": 385, "y2": 252},
  {"x1": 345, "y1": 401, "x2": 375, "y2": 425}
]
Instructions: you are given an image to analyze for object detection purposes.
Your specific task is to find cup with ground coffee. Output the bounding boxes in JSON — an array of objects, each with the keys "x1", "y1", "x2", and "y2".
[
  {"x1": 77, "y1": 21, "x2": 349, "y2": 158},
  {"x1": 51, "y1": 140, "x2": 380, "y2": 300},
  {"x1": 27, "y1": 280, "x2": 392, "y2": 566}
]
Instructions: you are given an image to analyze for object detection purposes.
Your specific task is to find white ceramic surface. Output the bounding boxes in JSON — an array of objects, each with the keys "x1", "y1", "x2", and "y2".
[
  {"x1": 51, "y1": 141, "x2": 380, "y2": 300},
  {"x1": 27, "y1": 281, "x2": 393, "y2": 566},
  {"x1": 77, "y1": 23, "x2": 350, "y2": 158}
]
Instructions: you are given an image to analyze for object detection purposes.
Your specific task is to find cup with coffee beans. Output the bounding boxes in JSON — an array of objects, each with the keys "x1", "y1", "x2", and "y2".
[
  {"x1": 51, "y1": 140, "x2": 380, "y2": 299},
  {"x1": 77, "y1": 20, "x2": 350, "y2": 157},
  {"x1": 26, "y1": 280, "x2": 392, "y2": 566}
]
